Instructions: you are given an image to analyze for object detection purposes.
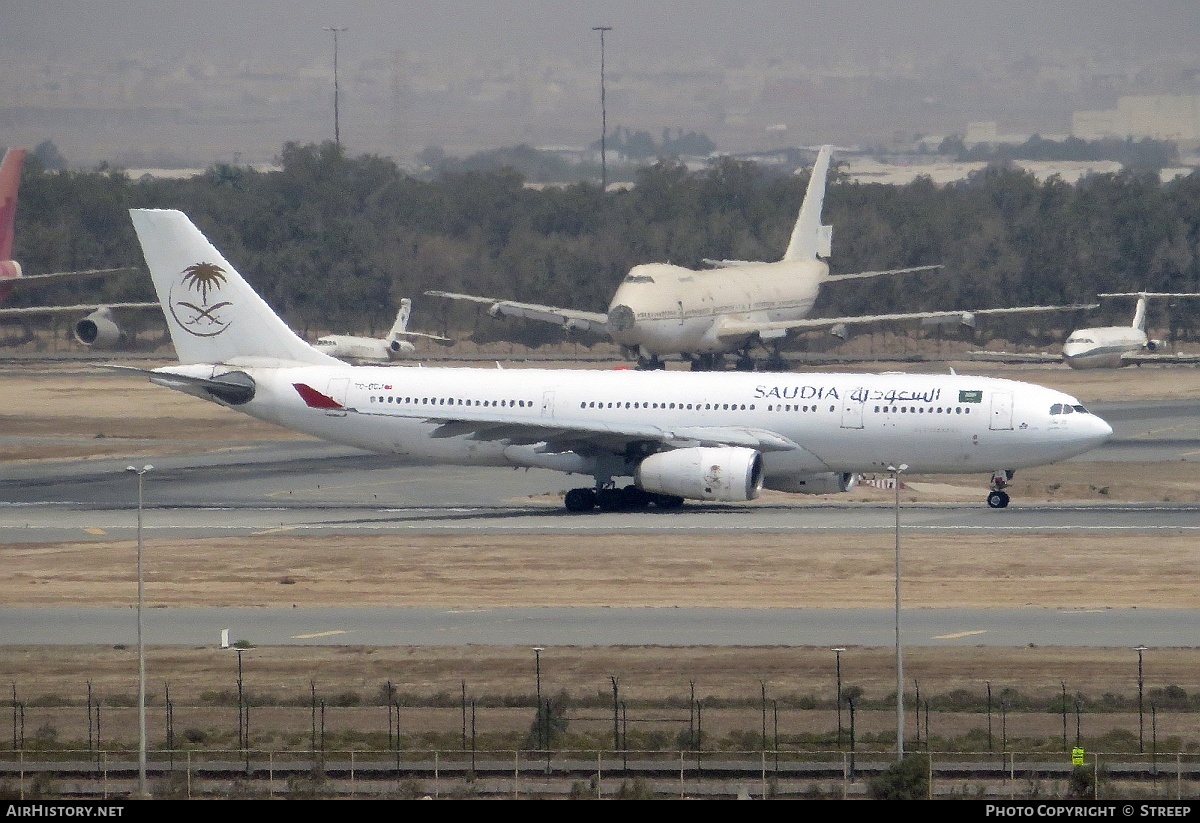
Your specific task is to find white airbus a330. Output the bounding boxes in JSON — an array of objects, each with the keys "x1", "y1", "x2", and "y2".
[{"x1": 121, "y1": 209, "x2": 1112, "y2": 511}]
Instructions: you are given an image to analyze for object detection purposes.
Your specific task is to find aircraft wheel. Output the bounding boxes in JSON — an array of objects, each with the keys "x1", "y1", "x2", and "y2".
[
  {"x1": 564, "y1": 488, "x2": 596, "y2": 512},
  {"x1": 596, "y1": 488, "x2": 625, "y2": 511},
  {"x1": 986, "y1": 490, "x2": 1010, "y2": 509},
  {"x1": 621, "y1": 484, "x2": 651, "y2": 509}
]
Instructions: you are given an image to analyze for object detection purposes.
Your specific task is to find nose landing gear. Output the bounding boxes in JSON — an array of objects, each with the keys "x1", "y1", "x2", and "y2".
[{"x1": 987, "y1": 470, "x2": 1013, "y2": 508}]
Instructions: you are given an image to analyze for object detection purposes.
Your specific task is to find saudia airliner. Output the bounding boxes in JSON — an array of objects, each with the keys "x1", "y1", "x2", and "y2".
[{"x1": 119, "y1": 209, "x2": 1112, "y2": 512}]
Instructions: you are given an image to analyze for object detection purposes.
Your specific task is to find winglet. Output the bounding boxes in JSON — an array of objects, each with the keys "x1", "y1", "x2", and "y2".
[{"x1": 293, "y1": 383, "x2": 343, "y2": 409}]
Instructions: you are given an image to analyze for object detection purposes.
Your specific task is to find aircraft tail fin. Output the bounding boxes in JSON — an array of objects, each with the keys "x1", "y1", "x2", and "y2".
[
  {"x1": 129, "y1": 209, "x2": 342, "y2": 367},
  {"x1": 1132, "y1": 295, "x2": 1148, "y2": 332},
  {"x1": 0, "y1": 147, "x2": 25, "y2": 262},
  {"x1": 388, "y1": 298, "x2": 413, "y2": 340},
  {"x1": 782, "y1": 145, "x2": 833, "y2": 262}
]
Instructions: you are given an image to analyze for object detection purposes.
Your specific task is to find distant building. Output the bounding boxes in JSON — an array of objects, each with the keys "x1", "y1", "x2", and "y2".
[{"x1": 1073, "y1": 95, "x2": 1200, "y2": 144}]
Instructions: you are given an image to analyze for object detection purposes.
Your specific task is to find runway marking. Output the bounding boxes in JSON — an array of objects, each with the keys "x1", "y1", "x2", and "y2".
[
  {"x1": 933, "y1": 630, "x2": 988, "y2": 640},
  {"x1": 84, "y1": 527, "x2": 105, "y2": 535},
  {"x1": 291, "y1": 630, "x2": 348, "y2": 639}
]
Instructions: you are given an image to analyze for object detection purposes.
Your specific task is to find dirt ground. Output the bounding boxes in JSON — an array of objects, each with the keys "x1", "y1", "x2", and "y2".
[{"x1": 3, "y1": 359, "x2": 1200, "y2": 709}]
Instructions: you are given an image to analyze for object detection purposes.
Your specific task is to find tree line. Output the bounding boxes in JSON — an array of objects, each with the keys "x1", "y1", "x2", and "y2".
[{"x1": 10, "y1": 140, "x2": 1200, "y2": 348}]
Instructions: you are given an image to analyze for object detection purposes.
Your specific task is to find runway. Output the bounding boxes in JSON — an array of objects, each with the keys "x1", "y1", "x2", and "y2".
[
  {"x1": 0, "y1": 605, "x2": 1193, "y2": 648},
  {"x1": 1, "y1": 396, "x2": 1198, "y2": 647}
]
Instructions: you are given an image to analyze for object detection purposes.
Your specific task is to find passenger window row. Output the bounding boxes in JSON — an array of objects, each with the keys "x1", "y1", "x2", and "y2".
[
  {"x1": 874, "y1": 405, "x2": 972, "y2": 415},
  {"x1": 580, "y1": 401, "x2": 756, "y2": 411},
  {"x1": 369, "y1": 396, "x2": 534, "y2": 408}
]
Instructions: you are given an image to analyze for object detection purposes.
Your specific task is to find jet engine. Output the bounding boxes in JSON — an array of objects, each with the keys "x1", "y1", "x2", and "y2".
[
  {"x1": 73, "y1": 307, "x2": 122, "y2": 348},
  {"x1": 1147, "y1": 338, "x2": 1165, "y2": 352},
  {"x1": 634, "y1": 446, "x2": 764, "y2": 502},
  {"x1": 388, "y1": 339, "x2": 417, "y2": 356},
  {"x1": 765, "y1": 472, "x2": 858, "y2": 495}
]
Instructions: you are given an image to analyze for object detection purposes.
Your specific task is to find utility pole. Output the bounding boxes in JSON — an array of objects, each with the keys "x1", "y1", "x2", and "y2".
[
  {"x1": 323, "y1": 27, "x2": 348, "y2": 148},
  {"x1": 592, "y1": 26, "x2": 612, "y2": 190}
]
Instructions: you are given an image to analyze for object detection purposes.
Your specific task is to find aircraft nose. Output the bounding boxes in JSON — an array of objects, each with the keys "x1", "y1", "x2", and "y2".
[{"x1": 1086, "y1": 413, "x2": 1114, "y2": 445}]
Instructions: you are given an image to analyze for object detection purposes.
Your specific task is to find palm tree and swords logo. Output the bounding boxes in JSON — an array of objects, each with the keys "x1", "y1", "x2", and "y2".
[{"x1": 168, "y1": 262, "x2": 233, "y2": 336}]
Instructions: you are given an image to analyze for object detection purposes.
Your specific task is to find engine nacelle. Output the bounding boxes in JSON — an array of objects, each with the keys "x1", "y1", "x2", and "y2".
[
  {"x1": 388, "y1": 338, "x2": 417, "y2": 356},
  {"x1": 635, "y1": 446, "x2": 764, "y2": 502},
  {"x1": 73, "y1": 307, "x2": 122, "y2": 347},
  {"x1": 1147, "y1": 338, "x2": 1165, "y2": 352},
  {"x1": 765, "y1": 472, "x2": 858, "y2": 495}
]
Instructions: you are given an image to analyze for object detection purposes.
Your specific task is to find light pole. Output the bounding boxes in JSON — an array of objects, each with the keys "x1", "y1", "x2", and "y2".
[
  {"x1": 126, "y1": 464, "x2": 153, "y2": 797},
  {"x1": 832, "y1": 647, "x2": 845, "y2": 748},
  {"x1": 591, "y1": 26, "x2": 612, "y2": 191},
  {"x1": 533, "y1": 646, "x2": 544, "y2": 749},
  {"x1": 323, "y1": 26, "x2": 348, "y2": 148},
  {"x1": 1136, "y1": 645, "x2": 1148, "y2": 753},
  {"x1": 888, "y1": 462, "x2": 908, "y2": 759}
]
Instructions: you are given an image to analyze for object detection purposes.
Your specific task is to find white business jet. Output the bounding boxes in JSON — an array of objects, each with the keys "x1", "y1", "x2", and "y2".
[
  {"x1": 120, "y1": 209, "x2": 1112, "y2": 511},
  {"x1": 313, "y1": 298, "x2": 452, "y2": 364},
  {"x1": 1061, "y1": 292, "x2": 1200, "y2": 369},
  {"x1": 971, "y1": 292, "x2": 1200, "y2": 369},
  {"x1": 427, "y1": 145, "x2": 1092, "y2": 372}
]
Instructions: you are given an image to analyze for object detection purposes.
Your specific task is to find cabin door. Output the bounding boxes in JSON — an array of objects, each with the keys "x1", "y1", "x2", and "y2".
[
  {"x1": 325, "y1": 378, "x2": 350, "y2": 417},
  {"x1": 989, "y1": 391, "x2": 1014, "y2": 431}
]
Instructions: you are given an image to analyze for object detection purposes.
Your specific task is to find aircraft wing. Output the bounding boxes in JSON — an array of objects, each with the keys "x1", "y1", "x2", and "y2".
[
  {"x1": 714, "y1": 303, "x2": 1099, "y2": 341},
  {"x1": 824, "y1": 264, "x2": 944, "y2": 282},
  {"x1": 1119, "y1": 351, "x2": 1200, "y2": 365},
  {"x1": 424, "y1": 290, "x2": 609, "y2": 333},
  {"x1": 0, "y1": 301, "x2": 161, "y2": 317},
  {"x1": 6, "y1": 267, "x2": 139, "y2": 283},
  {"x1": 966, "y1": 350, "x2": 1065, "y2": 364}
]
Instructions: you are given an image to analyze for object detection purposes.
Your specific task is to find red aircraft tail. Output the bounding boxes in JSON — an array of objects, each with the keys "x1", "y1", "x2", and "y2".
[{"x1": 0, "y1": 147, "x2": 27, "y2": 299}]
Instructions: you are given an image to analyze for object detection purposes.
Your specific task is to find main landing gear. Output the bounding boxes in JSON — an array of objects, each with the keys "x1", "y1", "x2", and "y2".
[
  {"x1": 563, "y1": 485, "x2": 685, "y2": 513},
  {"x1": 987, "y1": 470, "x2": 1014, "y2": 509}
]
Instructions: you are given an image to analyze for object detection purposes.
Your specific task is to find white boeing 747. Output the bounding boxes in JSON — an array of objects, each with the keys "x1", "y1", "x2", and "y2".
[
  {"x1": 120, "y1": 209, "x2": 1112, "y2": 511},
  {"x1": 427, "y1": 145, "x2": 1093, "y2": 372}
]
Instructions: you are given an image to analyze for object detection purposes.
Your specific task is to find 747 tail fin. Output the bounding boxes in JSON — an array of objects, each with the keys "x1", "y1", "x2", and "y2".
[
  {"x1": 782, "y1": 145, "x2": 833, "y2": 262},
  {"x1": 129, "y1": 209, "x2": 341, "y2": 367}
]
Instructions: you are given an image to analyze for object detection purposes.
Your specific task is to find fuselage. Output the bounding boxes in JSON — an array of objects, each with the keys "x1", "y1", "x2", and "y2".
[
  {"x1": 1062, "y1": 326, "x2": 1147, "y2": 369},
  {"x1": 605, "y1": 258, "x2": 826, "y2": 356},
  {"x1": 213, "y1": 365, "x2": 1112, "y2": 482},
  {"x1": 313, "y1": 334, "x2": 414, "y2": 364}
]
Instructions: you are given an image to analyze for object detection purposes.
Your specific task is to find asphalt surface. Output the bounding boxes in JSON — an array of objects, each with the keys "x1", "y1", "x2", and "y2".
[{"x1": 1, "y1": 396, "x2": 1198, "y2": 646}]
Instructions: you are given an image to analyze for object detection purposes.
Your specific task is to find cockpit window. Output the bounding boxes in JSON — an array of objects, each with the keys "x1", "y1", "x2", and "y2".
[
  {"x1": 1051, "y1": 403, "x2": 1091, "y2": 415},
  {"x1": 623, "y1": 273, "x2": 655, "y2": 284}
]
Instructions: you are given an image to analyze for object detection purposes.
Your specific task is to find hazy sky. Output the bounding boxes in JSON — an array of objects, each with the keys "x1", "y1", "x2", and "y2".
[
  {"x1": 4, "y1": 1, "x2": 1199, "y2": 167},
  {"x1": 8, "y1": 1, "x2": 1197, "y2": 64}
]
